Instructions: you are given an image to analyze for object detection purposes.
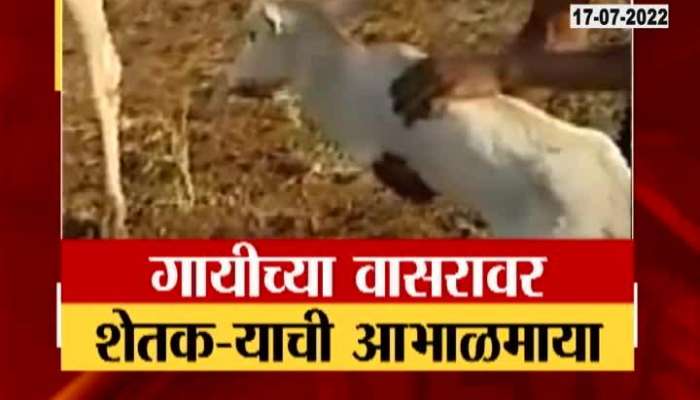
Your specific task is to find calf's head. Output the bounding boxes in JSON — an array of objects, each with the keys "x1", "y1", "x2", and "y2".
[{"x1": 228, "y1": 0, "x2": 368, "y2": 97}]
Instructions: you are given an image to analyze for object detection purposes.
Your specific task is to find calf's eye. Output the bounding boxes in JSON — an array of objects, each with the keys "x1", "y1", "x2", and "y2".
[{"x1": 248, "y1": 31, "x2": 257, "y2": 42}]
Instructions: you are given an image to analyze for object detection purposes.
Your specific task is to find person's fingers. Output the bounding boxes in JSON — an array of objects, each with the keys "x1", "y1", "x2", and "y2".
[
  {"x1": 390, "y1": 60, "x2": 434, "y2": 113},
  {"x1": 400, "y1": 79, "x2": 449, "y2": 126},
  {"x1": 390, "y1": 57, "x2": 504, "y2": 127},
  {"x1": 393, "y1": 60, "x2": 458, "y2": 126},
  {"x1": 389, "y1": 63, "x2": 416, "y2": 99}
]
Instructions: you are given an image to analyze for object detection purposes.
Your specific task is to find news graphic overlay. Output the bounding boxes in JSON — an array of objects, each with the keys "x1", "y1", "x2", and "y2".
[
  {"x1": 59, "y1": 240, "x2": 634, "y2": 371},
  {"x1": 570, "y1": 4, "x2": 669, "y2": 29}
]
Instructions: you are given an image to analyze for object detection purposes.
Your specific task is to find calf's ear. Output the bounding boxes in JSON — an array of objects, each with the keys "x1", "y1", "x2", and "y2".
[{"x1": 262, "y1": 2, "x2": 285, "y2": 34}]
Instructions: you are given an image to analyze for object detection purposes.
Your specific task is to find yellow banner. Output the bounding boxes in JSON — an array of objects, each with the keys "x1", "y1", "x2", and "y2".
[{"x1": 61, "y1": 304, "x2": 634, "y2": 371}]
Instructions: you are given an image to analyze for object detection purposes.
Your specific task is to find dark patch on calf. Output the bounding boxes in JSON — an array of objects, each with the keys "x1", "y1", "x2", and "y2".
[{"x1": 372, "y1": 152, "x2": 437, "y2": 204}]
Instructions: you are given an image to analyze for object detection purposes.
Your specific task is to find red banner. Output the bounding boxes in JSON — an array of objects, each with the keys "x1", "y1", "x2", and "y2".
[{"x1": 62, "y1": 239, "x2": 633, "y2": 303}]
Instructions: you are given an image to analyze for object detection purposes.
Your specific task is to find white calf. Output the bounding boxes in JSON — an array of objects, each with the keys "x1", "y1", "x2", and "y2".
[
  {"x1": 66, "y1": 0, "x2": 126, "y2": 237},
  {"x1": 228, "y1": 0, "x2": 631, "y2": 238}
]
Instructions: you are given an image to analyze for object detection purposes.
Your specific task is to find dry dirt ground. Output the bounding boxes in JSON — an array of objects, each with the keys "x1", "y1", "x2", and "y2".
[{"x1": 62, "y1": 0, "x2": 629, "y2": 239}]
